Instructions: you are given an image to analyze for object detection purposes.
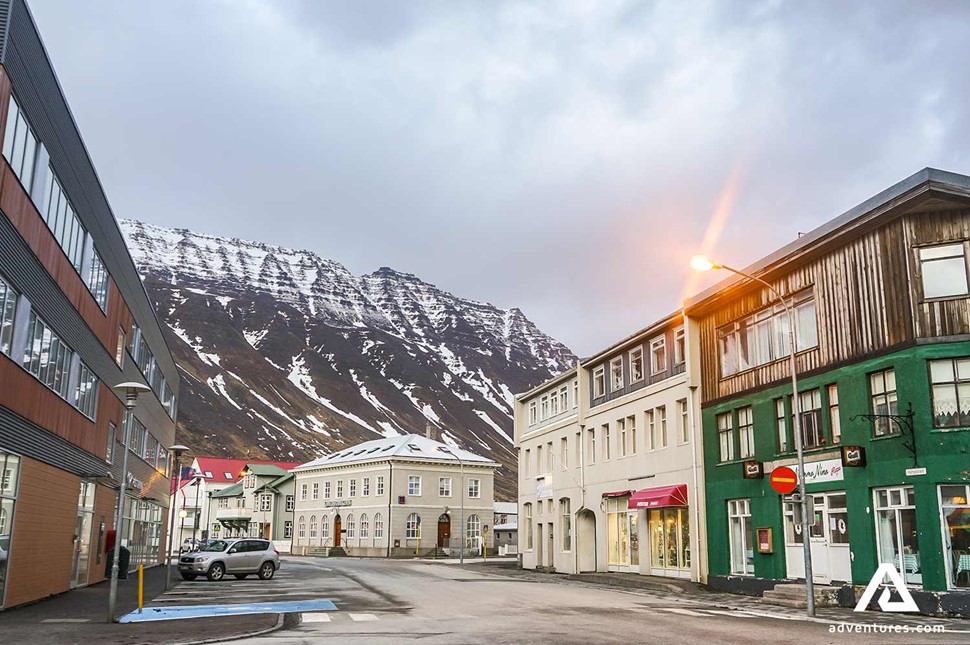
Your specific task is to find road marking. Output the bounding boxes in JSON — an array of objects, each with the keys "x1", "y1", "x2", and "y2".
[
  {"x1": 302, "y1": 613, "x2": 332, "y2": 623},
  {"x1": 705, "y1": 610, "x2": 758, "y2": 619},
  {"x1": 119, "y1": 599, "x2": 337, "y2": 623},
  {"x1": 656, "y1": 608, "x2": 710, "y2": 617},
  {"x1": 349, "y1": 613, "x2": 379, "y2": 622},
  {"x1": 41, "y1": 618, "x2": 90, "y2": 623}
]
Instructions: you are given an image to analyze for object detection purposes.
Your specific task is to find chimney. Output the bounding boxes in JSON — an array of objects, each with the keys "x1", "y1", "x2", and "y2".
[{"x1": 425, "y1": 423, "x2": 434, "y2": 440}]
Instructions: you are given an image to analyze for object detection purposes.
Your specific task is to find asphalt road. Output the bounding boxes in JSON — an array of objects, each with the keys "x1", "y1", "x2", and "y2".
[{"x1": 220, "y1": 557, "x2": 970, "y2": 645}]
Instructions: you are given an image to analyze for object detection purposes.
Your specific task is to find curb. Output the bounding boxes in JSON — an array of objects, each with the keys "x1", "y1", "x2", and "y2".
[{"x1": 172, "y1": 612, "x2": 290, "y2": 645}]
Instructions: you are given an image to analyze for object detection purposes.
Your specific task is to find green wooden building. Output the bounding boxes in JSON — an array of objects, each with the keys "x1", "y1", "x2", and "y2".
[{"x1": 685, "y1": 168, "x2": 970, "y2": 616}]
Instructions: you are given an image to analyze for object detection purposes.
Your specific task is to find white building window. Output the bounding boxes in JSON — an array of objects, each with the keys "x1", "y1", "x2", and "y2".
[
  {"x1": 466, "y1": 514, "x2": 481, "y2": 549},
  {"x1": 300, "y1": 483, "x2": 307, "y2": 501},
  {"x1": 259, "y1": 494, "x2": 272, "y2": 512},
  {"x1": 468, "y1": 478, "x2": 481, "y2": 498},
  {"x1": 593, "y1": 366, "x2": 605, "y2": 398},
  {"x1": 406, "y1": 512, "x2": 420, "y2": 539},
  {"x1": 524, "y1": 503, "x2": 533, "y2": 550},
  {"x1": 870, "y1": 369, "x2": 898, "y2": 437},
  {"x1": 324, "y1": 481, "x2": 331, "y2": 499},
  {"x1": 349, "y1": 479, "x2": 357, "y2": 497},
  {"x1": 22, "y1": 311, "x2": 74, "y2": 400},
  {"x1": 362, "y1": 477, "x2": 370, "y2": 496},
  {"x1": 321, "y1": 515, "x2": 330, "y2": 539},
  {"x1": 408, "y1": 476, "x2": 421, "y2": 496},
  {"x1": 336, "y1": 480, "x2": 344, "y2": 497},
  {"x1": 629, "y1": 347, "x2": 643, "y2": 382},
  {"x1": 737, "y1": 406, "x2": 754, "y2": 459},
  {"x1": 540, "y1": 395, "x2": 549, "y2": 420},
  {"x1": 309, "y1": 515, "x2": 317, "y2": 539},
  {"x1": 728, "y1": 499, "x2": 753, "y2": 575},
  {"x1": 346, "y1": 513, "x2": 356, "y2": 538},
  {"x1": 718, "y1": 292, "x2": 817, "y2": 377},
  {"x1": 603, "y1": 423, "x2": 611, "y2": 460},
  {"x1": 312, "y1": 482, "x2": 319, "y2": 500},
  {"x1": 610, "y1": 357, "x2": 623, "y2": 391},
  {"x1": 559, "y1": 385, "x2": 568, "y2": 411},
  {"x1": 800, "y1": 388, "x2": 824, "y2": 447},
  {"x1": 376, "y1": 476, "x2": 384, "y2": 496},
  {"x1": 650, "y1": 336, "x2": 666, "y2": 375},
  {"x1": 930, "y1": 356, "x2": 970, "y2": 428},
  {"x1": 374, "y1": 512, "x2": 384, "y2": 538},
  {"x1": 875, "y1": 486, "x2": 919, "y2": 585},
  {"x1": 618, "y1": 417, "x2": 627, "y2": 457},
  {"x1": 75, "y1": 361, "x2": 99, "y2": 420},
  {"x1": 298, "y1": 516, "x2": 306, "y2": 539},
  {"x1": 561, "y1": 498, "x2": 571, "y2": 551},
  {"x1": 439, "y1": 477, "x2": 452, "y2": 497},
  {"x1": 673, "y1": 326, "x2": 686, "y2": 365},
  {"x1": 285, "y1": 495, "x2": 294, "y2": 512},
  {"x1": 284, "y1": 520, "x2": 293, "y2": 539},
  {"x1": 679, "y1": 399, "x2": 689, "y2": 444},
  {"x1": 717, "y1": 412, "x2": 734, "y2": 462},
  {"x1": 658, "y1": 405, "x2": 667, "y2": 449},
  {"x1": 528, "y1": 401, "x2": 537, "y2": 425},
  {"x1": 42, "y1": 170, "x2": 86, "y2": 273},
  {"x1": 86, "y1": 250, "x2": 109, "y2": 311},
  {"x1": 360, "y1": 513, "x2": 370, "y2": 538},
  {"x1": 919, "y1": 243, "x2": 969, "y2": 299},
  {"x1": 550, "y1": 390, "x2": 559, "y2": 416}
]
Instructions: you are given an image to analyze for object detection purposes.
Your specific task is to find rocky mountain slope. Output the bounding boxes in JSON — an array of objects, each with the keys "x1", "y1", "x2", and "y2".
[{"x1": 121, "y1": 220, "x2": 576, "y2": 499}]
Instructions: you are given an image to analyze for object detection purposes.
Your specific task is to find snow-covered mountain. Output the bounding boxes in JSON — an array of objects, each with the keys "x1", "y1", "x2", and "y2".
[{"x1": 121, "y1": 220, "x2": 577, "y2": 499}]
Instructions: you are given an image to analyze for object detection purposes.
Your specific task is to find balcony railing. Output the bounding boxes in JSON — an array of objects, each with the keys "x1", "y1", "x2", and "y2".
[{"x1": 215, "y1": 506, "x2": 251, "y2": 521}]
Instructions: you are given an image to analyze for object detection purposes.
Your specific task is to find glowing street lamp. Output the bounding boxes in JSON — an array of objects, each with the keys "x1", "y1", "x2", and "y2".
[{"x1": 690, "y1": 255, "x2": 816, "y2": 617}]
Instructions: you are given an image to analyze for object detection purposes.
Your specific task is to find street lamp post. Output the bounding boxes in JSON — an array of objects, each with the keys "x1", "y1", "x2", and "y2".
[
  {"x1": 440, "y1": 447, "x2": 465, "y2": 564},
  {"x1": 165, "y1": 444, "x2": 189, "y2": 592},
  {"x1": 691, "y1": 256, "x2": 816, "y2": 617},
  {"x1": 107, "y1": 382, "x2": 152, "y2": 623}
]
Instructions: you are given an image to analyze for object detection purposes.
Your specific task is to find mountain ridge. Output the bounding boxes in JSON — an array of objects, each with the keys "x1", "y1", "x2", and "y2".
[{"x1": 121, "y1": 219, "x2": 576, "y2": 499}]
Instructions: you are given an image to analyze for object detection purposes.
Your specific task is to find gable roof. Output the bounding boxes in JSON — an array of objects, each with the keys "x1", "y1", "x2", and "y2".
[
  {"x1": 493, "y1": 502, "x2": 517, "y2": 515},
  {"x1": 243, "y1": 464, "x2": 290, "y2": 477},
  {"x1": 211, "y1": 481, "x2": 243, "y2": 498},
  {"x1": 191, "y1": 457, "x2": 302, "y2": 484},
  {"x1": 294, "y1": 434, "x2": 496, "y2": 472},
  {"x1": 257, "y1": 472, "x2": 295, "y2": 493}
]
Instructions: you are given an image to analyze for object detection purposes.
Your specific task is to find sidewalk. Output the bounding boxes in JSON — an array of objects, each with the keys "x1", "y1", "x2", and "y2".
[{"x1": 0, "y1": 561, "x2": 280, "y2": 645}]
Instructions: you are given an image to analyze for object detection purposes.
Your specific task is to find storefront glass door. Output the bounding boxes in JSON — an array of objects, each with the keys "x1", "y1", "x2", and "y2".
[
  {"x1": 606, "y1": 497, "x2": 638, "y2": 573},
  {"x1": 939, "y1": 484, "x2": 970, "y2": 589},
  {"x1": 648, "y1": 507, "x2": 690, "y2": 577},
  {"x1": 71, "y1": 481, "x2": 95, "y2": 589},
  {"x1": 874, "y1": 486, "x2": 920, "y2": 586}
]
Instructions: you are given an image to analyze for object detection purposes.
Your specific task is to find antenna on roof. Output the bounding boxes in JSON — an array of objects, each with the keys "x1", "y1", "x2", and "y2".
[{"x1": 425, "y1": 423, "x2": 434, "y2": 440}]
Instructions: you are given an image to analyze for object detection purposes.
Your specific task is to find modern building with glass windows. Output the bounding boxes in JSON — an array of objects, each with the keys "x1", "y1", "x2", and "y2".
[
  {"x1": 0, "y1": 0, "x2": 178, "y2": 608},
  {"x1": 291, "y1": 434, "x2": 497, "y2": 558},
  {"x1": 685, "y1": 168, "x2": 970, "y2": 616},
  {"x1": 514, "y1": 313, "x2": 708, "y2": 582}
]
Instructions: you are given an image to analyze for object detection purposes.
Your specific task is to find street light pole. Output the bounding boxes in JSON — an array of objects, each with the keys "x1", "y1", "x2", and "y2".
[
  {"x1": 440, "y1": 447, "x2": 465, "y2": 564},
  {"x1": 690, "y1": 256, "x2": 816, "y2": 617},
  {"x1": 107, "y1": 382, "x2": 152, "y2": 623},
  {"x1": 165, "y1": 445, "x2": 189, "y2": 592}
]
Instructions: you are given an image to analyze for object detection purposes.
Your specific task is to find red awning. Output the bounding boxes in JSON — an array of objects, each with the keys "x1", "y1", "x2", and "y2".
[
  {"x1": 602, "y1": 489, "x2": 633, "y2": 498},
  {"x1": 628, "y1": 484, "x2": 689, "y2": 509}
]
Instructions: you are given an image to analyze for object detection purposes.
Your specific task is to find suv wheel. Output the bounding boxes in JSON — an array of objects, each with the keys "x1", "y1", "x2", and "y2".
[
  {"x1": 206, "y1": 562, "x2": 226, "y2": 582},
  {"x1": 257, "y1": 561, "x2": 275, "y2": 580}
]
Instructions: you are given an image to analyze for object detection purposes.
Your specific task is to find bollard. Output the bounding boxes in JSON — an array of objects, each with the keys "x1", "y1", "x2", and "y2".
[{"x1": 138, "y1": 565, "x2": 144, "y2": 613}]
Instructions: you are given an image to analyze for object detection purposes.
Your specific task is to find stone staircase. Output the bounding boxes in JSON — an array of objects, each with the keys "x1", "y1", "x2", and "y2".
[
  {"x1": 762, "y1": 583, "x2": 842, "y2": 609},
  {"x1": 306, "y1": 546, "x2": 347, "y2": 557}
]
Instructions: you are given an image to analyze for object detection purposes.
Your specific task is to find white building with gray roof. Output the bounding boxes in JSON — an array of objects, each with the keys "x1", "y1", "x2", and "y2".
[{"x1": 292, "y1": 434, "x2": 499, "y2": 557}]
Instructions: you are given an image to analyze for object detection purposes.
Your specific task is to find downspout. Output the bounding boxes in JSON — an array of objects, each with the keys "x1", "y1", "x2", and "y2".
[
  {"x1": 687, "y1": 383, "x2": 701, "y2": 583},
  {"x1": 386, "y1": 460, "x2": 393, "y2": 559}
]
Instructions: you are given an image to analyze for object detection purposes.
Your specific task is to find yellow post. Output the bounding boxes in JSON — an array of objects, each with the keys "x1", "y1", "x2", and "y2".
[{"x1": 137, "y1": 565, "x2": 144, "y2": 612}]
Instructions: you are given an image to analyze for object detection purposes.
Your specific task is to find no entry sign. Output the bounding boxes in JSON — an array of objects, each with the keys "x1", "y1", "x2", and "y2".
[{"x1": 769, "y1": 466, "x2": 798, "y2": 494}]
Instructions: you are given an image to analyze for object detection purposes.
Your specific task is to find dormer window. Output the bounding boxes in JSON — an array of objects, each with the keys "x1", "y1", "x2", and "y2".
[{"x1": 610, "y1": 357, "x2": 623, "y2": 391}]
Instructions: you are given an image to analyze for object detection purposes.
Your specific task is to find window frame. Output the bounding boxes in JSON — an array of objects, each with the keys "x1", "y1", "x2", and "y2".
[
  {"x1": 918, "y1": 242, "x2": 969, "y2": 300},
  {"x1": 629, "y1": 347, "x2": 644, "y2": 383},
  {"x1": 649, "y1": 336, "x2": 667, "y2": 375}
]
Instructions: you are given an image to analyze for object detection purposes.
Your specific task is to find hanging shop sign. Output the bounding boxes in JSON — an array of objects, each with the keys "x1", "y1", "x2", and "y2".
[
  {"x1": 840, "y1": 445, "x2": 867, "y2": 468},
  {"x1": 743, "y1": 460, "x2": 764, "y2": 479}
]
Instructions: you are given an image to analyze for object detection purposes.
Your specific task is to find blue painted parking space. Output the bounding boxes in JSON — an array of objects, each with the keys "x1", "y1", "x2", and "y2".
[{"x1": 119, "y1": 599, "x2": 337, "y2": 623}]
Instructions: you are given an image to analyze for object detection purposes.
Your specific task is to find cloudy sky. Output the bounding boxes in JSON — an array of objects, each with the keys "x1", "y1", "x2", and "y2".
[{"x1": 29, "y1": 0, "x2": 970, "y2": 356}]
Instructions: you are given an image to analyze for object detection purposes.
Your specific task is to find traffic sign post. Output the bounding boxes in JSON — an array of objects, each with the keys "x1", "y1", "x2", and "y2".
[{"x1": 769, "y1": 466, "x2": 798, "y2": 494}]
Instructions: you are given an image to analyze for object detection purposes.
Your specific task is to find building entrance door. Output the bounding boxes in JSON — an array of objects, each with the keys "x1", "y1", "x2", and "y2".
[
  {"x1": 607, "y1": 497, "x2": 638, "y2": 573},
  {"x1": 71, "y1": 481, "x2": 95, "y2": 588},
  {"x1": 437, "y1": 514, "x2": 451, "y2": 548},
  {"x1": 784, "y1": 491, "x2": 851, "y2": 583},
  {"x1": 536, "y1": 523, "x2": 544, "y2": 567},
  {"x1": 334, "y1": 515, "x2": 342, "y2": 547}
]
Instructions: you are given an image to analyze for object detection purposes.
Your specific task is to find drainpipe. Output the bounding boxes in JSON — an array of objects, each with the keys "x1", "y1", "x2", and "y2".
[
  {"x1": 688, "y1": 384, "x2": 701, "y2": 584},
  {"x1": 386, "y1": 461, "x2": 393, "y2": 559}
]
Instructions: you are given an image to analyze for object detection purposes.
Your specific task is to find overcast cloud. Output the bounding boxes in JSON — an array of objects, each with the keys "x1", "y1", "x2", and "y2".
[{"x1": 28, "y1": 0, "x2": 970, "y2": 356}]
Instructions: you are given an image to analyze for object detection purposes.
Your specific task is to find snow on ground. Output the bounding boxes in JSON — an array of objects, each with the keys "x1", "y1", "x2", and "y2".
[
  {"x1": 474, "y1": 410, "x2": 511, "y2": 442},
  {"x1": 244, "y1": 328, "x2": 268, "y2": 348},
  {"x1": 287, "y1": 355, "x2": 380, "y2": 434},
  {"x1": 206, "y1": 374, "x2": 242, "y2": 410}
]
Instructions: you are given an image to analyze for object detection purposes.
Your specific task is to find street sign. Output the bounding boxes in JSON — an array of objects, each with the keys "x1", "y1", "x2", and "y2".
[{"x1": 769, "y1": 466, "x2": 798, "y2": 494}]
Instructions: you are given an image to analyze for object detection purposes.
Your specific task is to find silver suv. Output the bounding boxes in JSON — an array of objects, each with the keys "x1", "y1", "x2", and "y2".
[{"x1": 178, "y1": 538, "x2": 280, "y2": 581}]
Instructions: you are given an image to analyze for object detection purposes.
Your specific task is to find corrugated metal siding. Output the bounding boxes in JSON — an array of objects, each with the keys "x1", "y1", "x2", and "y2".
[
  {"x1": 0, "y1": 212, "x2": 175, "y2": 433},
  {"x1": 0, "y1": 406, "x2": 109, "y2": 477},
  {"x1": 1, "y1": 0, "x2": 178, "y2": 394}
]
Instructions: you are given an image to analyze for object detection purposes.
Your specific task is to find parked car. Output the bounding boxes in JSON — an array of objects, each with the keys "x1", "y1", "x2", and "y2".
[
  {"x1": 178, "y1": 538, "x2": 279, "y2": 581},
  {"x1": 180, "y1": 538, "x2": 202, "y2": 554}
]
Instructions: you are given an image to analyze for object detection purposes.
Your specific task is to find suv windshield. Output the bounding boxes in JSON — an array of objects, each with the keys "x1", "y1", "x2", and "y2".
[{"x1": 201, "y1": 540, "x2": 231, "y2": 552}]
